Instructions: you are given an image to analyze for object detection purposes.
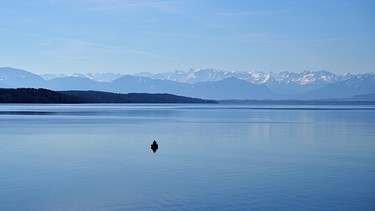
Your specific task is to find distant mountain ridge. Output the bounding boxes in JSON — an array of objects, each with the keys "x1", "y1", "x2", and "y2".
[
  {"x1": 135, "y1": 69, "x2": 349, "y2": 84},
  {"x1": 134, "y1": 69, "x2": 356, "y2": 96},
  {"x1": 1, "y1": 67, "x2": 374, "y2": 100},
  {"x1": 41, "y1": 72, "x2": 122, "y2": 82}
]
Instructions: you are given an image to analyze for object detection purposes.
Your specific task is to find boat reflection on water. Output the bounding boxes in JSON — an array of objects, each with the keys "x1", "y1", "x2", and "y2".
[{"x1": 151, "y1": 140, "x2": 158, "y2": 153}]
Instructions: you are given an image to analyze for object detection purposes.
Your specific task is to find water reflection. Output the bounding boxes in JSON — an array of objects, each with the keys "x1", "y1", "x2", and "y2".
[
  {"x1": 151, "y1": 140, "x2": 158, "y2": 153},
  {"x1": 0, "y1": 104, "x2": 374, "y2": 210}
]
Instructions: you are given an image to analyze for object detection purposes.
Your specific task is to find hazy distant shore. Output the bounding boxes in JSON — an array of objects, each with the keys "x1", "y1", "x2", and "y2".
[{"x1": 219, "y1": 99, "x2": 375, "y2": 105}]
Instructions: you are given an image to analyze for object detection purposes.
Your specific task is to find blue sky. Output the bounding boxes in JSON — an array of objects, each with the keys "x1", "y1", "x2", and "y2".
[{"x1": 1, "y1": 0, "x2": 374, "y2": 75}]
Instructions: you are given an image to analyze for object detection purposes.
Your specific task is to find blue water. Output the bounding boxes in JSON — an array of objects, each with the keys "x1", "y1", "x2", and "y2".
[{"x1": 0, "y1": 104, "x2": 374, "y2": 210}]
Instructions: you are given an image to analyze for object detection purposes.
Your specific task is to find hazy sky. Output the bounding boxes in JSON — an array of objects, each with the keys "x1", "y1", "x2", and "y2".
[{"x1": 1, "y1": 0, "x2": 374, "y2": 75}]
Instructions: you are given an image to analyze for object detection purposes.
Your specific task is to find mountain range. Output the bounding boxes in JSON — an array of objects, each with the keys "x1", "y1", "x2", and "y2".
[{"x1": 1, "y1": 67, "x2": 374, "y2": 100}]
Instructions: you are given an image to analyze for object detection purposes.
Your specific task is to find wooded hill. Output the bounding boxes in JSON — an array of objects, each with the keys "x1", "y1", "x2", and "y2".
[
  {"x1": 61, "y1": 90, "x2": 217, "y2": 103},
  {"x1": 0, "y1": 88, "x2": 80, "y2": 103},
  {"x1": 0, "y1": 88, "x2": 217, "y2": 104}
]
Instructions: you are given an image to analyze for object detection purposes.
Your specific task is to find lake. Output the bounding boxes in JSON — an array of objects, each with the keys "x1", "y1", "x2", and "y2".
[{"x1": 0, "y1": 104, "x2": 374, "y2": 210}]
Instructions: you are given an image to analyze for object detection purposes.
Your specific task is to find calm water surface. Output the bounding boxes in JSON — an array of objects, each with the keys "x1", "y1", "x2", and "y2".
[{"x1": 0, "y1": 104, "x2": 374, "y2": 210}]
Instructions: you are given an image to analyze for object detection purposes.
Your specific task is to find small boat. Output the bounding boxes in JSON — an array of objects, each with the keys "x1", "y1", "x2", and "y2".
[{"x1": 151, "y1": 140, "x2": 158, "y2": 153}]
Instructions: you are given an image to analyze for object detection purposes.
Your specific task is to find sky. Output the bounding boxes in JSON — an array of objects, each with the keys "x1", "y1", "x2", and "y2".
[{"x1": 0, "y1": 0, "x2": 374, "y2": 75}]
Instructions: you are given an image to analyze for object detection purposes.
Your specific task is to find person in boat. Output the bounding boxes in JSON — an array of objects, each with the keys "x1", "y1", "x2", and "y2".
[
  {"x1": 152, "y1": 140, "x2": 158, "y2": 147},
  {"x1": 151, "y1": 140, "x2": 158, "y2": 153}
]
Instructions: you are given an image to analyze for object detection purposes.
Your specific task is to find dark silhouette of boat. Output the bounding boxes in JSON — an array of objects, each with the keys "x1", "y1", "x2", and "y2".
[{"x1": 151, "y1": 140, "x2": 158, "y2": 153}]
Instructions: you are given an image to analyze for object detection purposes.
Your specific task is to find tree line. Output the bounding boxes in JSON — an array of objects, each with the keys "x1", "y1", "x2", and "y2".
[{"x1": 0, "y1": 88, "x2": 217, "y2": 104}]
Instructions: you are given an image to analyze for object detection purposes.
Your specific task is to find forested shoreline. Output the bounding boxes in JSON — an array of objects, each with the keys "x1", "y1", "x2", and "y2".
[{"x1": 0, "y1": 88, "x2": 217, "y2": 104}]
